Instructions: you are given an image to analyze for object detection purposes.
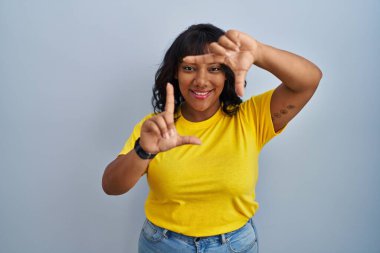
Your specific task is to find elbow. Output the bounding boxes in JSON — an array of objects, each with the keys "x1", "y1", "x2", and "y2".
[
  {"x1": 102, "y1": 175, "x2": 130, "y2": 196},
  {"x1": 102, "y1": 180, "x2": 113, "y2": 195},
  {"x1": 291, "y1": 65, "x2": 323, "y2": 94},
  {"x1": 312, "y1": 66, "x2": 323, "y2": 88},
  {"x1": 102, "y1": 184, "x2": 130, "y2": 196},
  {"x1": 317, "y1": 66, "x2": 323, "y2": 82},
  {"x1": 102, "y1": 177, "x2": 114, "y2": 195},
  {"x1": 303, "y1": 66, "x2": 322, "y2": 93}
]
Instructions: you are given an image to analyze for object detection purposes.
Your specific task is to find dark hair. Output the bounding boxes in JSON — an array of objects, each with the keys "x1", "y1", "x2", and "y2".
[{"x1": 152, "y1": 24, "x2": 243, "y2": 116}]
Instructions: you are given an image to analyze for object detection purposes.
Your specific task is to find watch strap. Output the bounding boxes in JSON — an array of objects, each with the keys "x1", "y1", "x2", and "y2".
[{"x1": 134, "y1": 137, "x2": 157, "y2": 160}]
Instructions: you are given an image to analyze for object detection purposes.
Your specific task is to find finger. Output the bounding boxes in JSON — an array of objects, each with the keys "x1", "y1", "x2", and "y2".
[
  {"x1": 177, "y1": 135, "x2": 202, "y2": 146},
  {"x1": 150, "y1": 115, "x2": 170, "y2": 139},
  {"x1": 183, "y1": 54, "x2": 225, "y2": 65},
  {"x1": 234, "y1": 70, "x2": 247, "y2": 97},
  {"x1": 209, "y1": 42, "x2": 228, "y2": 55},
  {"x1": 165, "y1": 82, "x2": 175, "y2": 114},
  {"x1": 163, "y1": 112, "x2": 175, "y2": 137},
  {"x1": 225, "y1": 30, "x2": 241, "y2": 47},
  {"x1": 218, "y1": 35, "x2": 239, "y2": 51},
  {"x1": 143, "y1": 119, "x2": 161, "y2": 136}
]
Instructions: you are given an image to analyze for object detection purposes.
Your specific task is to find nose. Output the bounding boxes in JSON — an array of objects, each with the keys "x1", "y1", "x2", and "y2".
[{"x1": 193, "y1": 68, "x2": 208, "y2": 87}]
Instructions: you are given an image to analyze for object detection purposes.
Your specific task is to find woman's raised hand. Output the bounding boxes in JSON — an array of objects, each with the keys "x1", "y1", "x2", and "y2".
[
  {"x1": 139, "y1": 83, "x2": 201, "y2": 155},
  {"x1": 183, "y1": 30, "x2": 260, "y2": 97}
]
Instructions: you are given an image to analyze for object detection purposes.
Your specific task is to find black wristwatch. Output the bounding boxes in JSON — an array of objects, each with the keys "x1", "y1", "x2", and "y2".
[{"x1": 134, "y1": 138, "x2": 157, "y2": 160}]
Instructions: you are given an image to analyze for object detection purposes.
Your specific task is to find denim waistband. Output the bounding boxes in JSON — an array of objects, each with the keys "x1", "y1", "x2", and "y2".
[{"x1": 145, "y1": 218, "x2": 254, "y2": 245}]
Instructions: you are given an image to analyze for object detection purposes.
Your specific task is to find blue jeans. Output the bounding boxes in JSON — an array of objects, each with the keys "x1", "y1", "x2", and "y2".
[{"x1": 138, "y1": 217, "x2": 259, "y2": 253}]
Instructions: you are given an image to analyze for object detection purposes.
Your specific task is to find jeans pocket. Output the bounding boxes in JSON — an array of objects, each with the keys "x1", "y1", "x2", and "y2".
[
  {"x1": 227, "y1": 222, "x2": 258, "y2": 253},
  {"x1": 141, "y1": 219, "x2": 165, "y2": 243}
]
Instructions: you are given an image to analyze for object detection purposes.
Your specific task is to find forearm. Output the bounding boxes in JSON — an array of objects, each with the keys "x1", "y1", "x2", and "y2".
[
  {"x1": 255, "y1": 42, "x2": 322, "y2": 92},
  {"x1": 102, "y1": 150, "x2": 150, "y2": 195}
]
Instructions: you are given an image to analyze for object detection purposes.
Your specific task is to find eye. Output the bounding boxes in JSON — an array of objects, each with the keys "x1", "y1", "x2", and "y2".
[
  {"x1": 209, "y1": 65, "x2": 222, "y2": 73},
  {"x1": 182, "y1": 65, "x2": 195, "y2": 72}
]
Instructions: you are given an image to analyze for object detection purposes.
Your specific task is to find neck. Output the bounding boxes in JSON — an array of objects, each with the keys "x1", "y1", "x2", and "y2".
[{"x1": 181, "y1": 102, "x2": 221, "y2": 122}]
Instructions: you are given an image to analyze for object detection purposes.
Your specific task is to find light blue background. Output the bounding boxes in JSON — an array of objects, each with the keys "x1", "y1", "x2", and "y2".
[{"x1": 1, "y1": 0, "x2": 379, "y2": 252}]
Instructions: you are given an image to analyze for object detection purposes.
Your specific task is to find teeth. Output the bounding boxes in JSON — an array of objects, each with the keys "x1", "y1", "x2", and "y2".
[{"x1": 193, "y1": 91, "x2": 209, "y2": 95}]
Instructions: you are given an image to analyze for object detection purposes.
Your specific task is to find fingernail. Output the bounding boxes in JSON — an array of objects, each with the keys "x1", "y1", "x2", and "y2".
[
  {"x1": 164, "y1": 133, "x2": 169, "y2": 139},
  {"x1": 169, "y1": 129, "x2": 175, "y2": 137}
]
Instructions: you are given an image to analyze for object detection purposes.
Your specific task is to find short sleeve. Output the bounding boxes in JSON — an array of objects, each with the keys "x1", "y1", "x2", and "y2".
[
  {"x1": 240, "y1": 89, "x2": 286, "y2": 151},
  {"x1": 118, "y1": 114, "x2": 154, "y2": 156}
]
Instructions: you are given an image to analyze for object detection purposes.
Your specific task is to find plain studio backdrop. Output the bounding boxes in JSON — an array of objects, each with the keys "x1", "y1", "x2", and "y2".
[{"x1": 1, "y1": 0, "x2": 379, "y2": 252}]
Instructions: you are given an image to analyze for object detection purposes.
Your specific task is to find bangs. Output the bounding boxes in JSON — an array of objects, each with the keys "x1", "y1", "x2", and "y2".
[{"x1": 177, "y1": 30, "x2": 221, "y2": 61}]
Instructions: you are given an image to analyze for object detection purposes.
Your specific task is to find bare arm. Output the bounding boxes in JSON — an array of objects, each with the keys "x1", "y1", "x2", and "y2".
[
  {"x1": 184, "y1": 30, "x2": 322, "y2": 132},
  {"x1": 102, "y1": 152, "x2": 150, "y2": 195},
  {"x1": 255, "y1": 42, "x2": 322, "y2": 132},
  {"x1": 102, "y1": 83, "x2": 201, "y2": 195}
]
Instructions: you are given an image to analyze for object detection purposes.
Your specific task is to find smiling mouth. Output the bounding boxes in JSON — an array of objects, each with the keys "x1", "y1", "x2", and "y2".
[{"x1": 190, "y1": 90, "x2": 213, "y2": 99}]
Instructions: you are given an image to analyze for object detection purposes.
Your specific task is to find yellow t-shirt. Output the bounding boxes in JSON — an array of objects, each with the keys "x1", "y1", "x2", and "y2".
[{"x1": 119, "y1": 89, "x2": 284, "y2": 236}]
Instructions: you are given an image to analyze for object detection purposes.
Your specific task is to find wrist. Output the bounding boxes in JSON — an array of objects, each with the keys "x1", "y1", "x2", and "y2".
[
  {"x1": 134, "y1": 138, "x2": 157, "y2": 160},
  {"x1": 253, "y1": 41, "x2": 265, "y2": 66}
]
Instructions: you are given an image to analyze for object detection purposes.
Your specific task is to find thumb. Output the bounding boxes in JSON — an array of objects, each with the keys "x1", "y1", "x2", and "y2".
[
  {"x1": 235, "y1": 71, "x2": 246, "y2": 97},
  {"x1": 177, "y1": 135, "x2": 202, "y2": 146}
]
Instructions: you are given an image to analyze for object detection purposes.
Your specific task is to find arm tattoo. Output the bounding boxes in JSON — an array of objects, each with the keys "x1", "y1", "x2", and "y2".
[{"x1": 272, "y1": 104, "x2": 295, "y2": 122}]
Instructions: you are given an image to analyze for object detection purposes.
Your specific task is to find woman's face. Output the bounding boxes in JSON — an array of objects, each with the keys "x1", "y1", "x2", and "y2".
[{"x1": 177, "y1": 60, "x2": 226, "y2": 122}]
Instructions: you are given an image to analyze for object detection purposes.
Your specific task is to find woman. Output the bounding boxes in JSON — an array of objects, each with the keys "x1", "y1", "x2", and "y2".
[{"x1": 102, "y1": 24, "x2": 322, "y2": 253}]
